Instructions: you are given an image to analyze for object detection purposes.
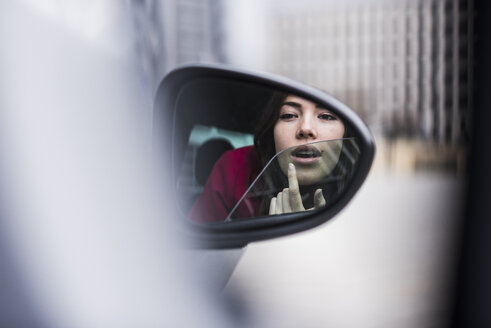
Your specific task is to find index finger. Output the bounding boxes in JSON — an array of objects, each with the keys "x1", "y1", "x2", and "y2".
[{"x1": 287, "y1": 163, "x2": 304, "y2": 211}]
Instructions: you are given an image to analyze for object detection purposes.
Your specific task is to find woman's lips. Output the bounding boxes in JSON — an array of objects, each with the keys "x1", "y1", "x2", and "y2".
[{"x1": 290, "y1": 145, "x2": 322, "y2": 164}]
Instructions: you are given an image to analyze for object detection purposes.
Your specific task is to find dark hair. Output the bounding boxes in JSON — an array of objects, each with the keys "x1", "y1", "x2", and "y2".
[{"x1": 253, "y1": 92, "x2": 288, "y2": 168}]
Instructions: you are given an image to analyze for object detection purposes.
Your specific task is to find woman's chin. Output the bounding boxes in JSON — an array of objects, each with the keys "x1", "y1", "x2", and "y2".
[{"x1": 296, "y1": 172, "x2": 324, "y2": 186}]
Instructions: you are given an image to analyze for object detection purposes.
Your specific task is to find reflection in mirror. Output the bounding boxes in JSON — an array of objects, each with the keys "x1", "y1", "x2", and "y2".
[
  {"x1": 226, "y1": 139, "x2": 360, "y2": 220},
  {"x1": 172, "y1": 78, "x2": 361, "y2": 223}
]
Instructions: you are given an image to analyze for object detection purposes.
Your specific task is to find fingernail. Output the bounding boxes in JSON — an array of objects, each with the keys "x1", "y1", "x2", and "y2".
[{"x1": 289, "y1": 163, "x2": 294, "y2": 171}]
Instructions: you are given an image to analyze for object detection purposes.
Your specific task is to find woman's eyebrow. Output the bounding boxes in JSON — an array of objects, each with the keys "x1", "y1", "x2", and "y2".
[
  {"x1": 282, "y1": 101, "x2": 332, "y2": 112},
  {"x1": 316, "y1": 106, "x2": 339, "y2": 118},
  {"x1": 282, "y1": 101, "x2": 302, "y2": 109}
]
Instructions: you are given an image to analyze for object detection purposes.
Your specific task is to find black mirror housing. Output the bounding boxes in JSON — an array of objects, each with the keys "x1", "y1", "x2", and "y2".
[{"x1": 154, "y1": 64, "x2": 375, "y2": 248}]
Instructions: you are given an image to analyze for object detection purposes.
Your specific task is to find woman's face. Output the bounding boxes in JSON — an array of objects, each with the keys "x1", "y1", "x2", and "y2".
[{"x1": 273, "y1": 95, "x2": 345, "y2": 185}]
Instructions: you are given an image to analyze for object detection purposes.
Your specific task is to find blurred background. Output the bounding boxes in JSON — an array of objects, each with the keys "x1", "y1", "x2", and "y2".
[
  {"x1": 124, "y1": 0, "x2": 471, "y2": 175},
  {"x1": 129, "y1": 0, "x2": 471, "y2": 326},
  {"x1": 2, "y1": 0, "x2": 482, "y2": 327}
]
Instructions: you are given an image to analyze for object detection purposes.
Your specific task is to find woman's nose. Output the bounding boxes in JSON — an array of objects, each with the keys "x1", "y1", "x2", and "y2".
[{"x1": 297, "y1": 119, "x2": 317, "y2": 139}]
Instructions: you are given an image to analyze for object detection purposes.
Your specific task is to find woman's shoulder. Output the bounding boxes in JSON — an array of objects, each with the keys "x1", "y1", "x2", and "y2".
[
  {"x1": 219, "y1": 145, "x2": 258, "y2": 165},
  {"x1": 212, "y1": 145, "x2": 261, "y2": 181}
]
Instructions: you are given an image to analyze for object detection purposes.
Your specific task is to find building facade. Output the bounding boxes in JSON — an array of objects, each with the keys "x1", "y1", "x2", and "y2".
[{"x1": 267, "y1": 0, "x2": 473, "y2": 145}]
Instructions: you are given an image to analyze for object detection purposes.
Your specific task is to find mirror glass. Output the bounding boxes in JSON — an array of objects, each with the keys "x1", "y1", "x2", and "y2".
[
  {"x1": 225, "y1": 139, "x2": 360, "y2": 220},
  {"x1": 172, "y1": 78, "x2": 361, "y2": 223}
]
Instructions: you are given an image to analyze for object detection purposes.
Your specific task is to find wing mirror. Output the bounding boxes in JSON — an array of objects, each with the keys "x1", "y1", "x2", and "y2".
[{"x1": 154, "y1": 64, "x2": 375, "y2": 248}]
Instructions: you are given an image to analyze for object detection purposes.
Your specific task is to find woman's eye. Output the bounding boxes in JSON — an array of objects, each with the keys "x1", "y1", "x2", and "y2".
[
  {"x1": 279, "y1": 113, "x2": 297, "y2": 120},
  {"x1": 319, "y1": 113, "x2": 336, "y2": 120}
]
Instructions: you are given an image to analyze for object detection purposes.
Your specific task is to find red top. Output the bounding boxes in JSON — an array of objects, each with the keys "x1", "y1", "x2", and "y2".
[{"x1": 189, "y1": 146, "x2": 261, "y2": 223}]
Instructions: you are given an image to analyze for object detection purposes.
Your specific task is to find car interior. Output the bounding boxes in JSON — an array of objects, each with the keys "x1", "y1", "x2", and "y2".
[{"x1": 173, "y1": 79, "x2": 274, "y2": 215}]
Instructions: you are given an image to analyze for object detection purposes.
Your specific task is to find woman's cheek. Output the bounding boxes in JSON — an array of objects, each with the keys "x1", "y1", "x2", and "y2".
[
  {"x1": 322, "y1": 122, "x2": 345, "y2": 139},
  {"x1": 338, "y1": 122, "x2": 346, "y2": 137},
  {"x1": 273, "y1": 123, "x2": 289, "y2": 153},
  {"x1": 338, "y1": 121, "x2": 346, "y2": 137}
]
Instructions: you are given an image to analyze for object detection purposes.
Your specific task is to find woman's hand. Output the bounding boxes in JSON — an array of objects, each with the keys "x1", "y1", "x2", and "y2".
[{"x1": 269, "y1": 163, "x2": 326, "y2": 215}]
